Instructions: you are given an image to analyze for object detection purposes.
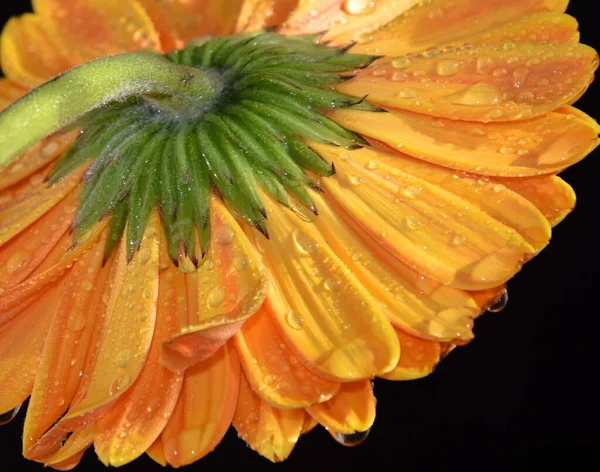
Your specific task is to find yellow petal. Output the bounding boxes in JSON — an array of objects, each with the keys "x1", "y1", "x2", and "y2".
[
  {"x1": 31, "y1": 0, "x2": 160, "y2": 64},
  {"x1": 380, "y1": 328, "x2": 442, "y2": 380},
  {"x1": 161, "y1": 196, "x2": 268, "y2": 372},
  {"x1": 337, "y1": 41, "x2": 598, "y2": 122},
  {"x1": 60, "y1": 212, "x2": 160, "y2": 430},
  {"x1": 318, "y1": 144, "x2": 534, "y2": 290},
  {"x1": 352, "y1": 0, "x2": 571, "y2": 55},
  {"x1": 0, "y1": 78, "x2": 26, "y2": 111},
  {"x1": 161, "y1": 343, "x2": 240, "y2": 467},
  {"x1": 306, "y1": 379, "x2": 375, "y2": 435},
  {"x1": 329, "y1": 108, "x2": 598, "y2": 178},
  {"x1": 235, "y1": 306, "x2": 340, "y2": 409},
  {"x1": 94, "y1": 264, "x2": 185, "y2": 466},
  {"x1": 233, "y1": 372, "x2": 304, "y2": 462},
  {"x1": 255, "y1": 196, "x2": 400, "y2": 381}
]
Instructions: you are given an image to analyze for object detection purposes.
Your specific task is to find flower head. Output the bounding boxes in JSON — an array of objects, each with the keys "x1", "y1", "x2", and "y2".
[{"x1": 0, "y1": 0, "x2": 597, "y2": 468}]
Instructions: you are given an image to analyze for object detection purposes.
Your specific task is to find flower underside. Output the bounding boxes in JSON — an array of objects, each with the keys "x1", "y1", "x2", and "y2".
[{"x1": 48, "y1": 32, "x2": 377, "y2": 268}]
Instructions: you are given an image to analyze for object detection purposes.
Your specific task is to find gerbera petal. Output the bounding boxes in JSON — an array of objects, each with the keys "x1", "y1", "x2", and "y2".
[
  {"x1": 282, "y1": 0, "x2": 420, "y2": 46},
  {"x1": 161, "y1": 343, "x2": 240, "y2": 467},
  {"x1": 31, "y1": 0, "x2": 159, "y2": 64},
  {"x1": 146, "y1": 438, "x2": 166, "y2": 466},
  {"x1": 306, "y1": 379, "x2": 375, "y2": 435},
  {"x1": 93, "y1": 264, "x2": 184, "y2": 466},
  {"x1": 256, "y1": 196, "x2": 400, "y2": 381},
  {"x1": 161, "y1": 196, "x2": 268, "y2": 372},
  {"x1": 233, "y1": 372, "x2": 304, "y2": 462},
  {"x1": 352, "y1": 0, "x2": 571, "y2": 55},
  {"x1": 44, "y1": 425, "x2": 94, "y2": 469},
  {"x1": 235, "y1": 306, "x2": 341, "y2": 409},
  {"x1": 59, "y1": 213, "x2": 160, "y2": 430},
  {"x1": 319, "y1": 145, "x2": 534, "y2": 290},
  {"x1": 0, "y1": 78, "x2": 26, "y2": 110},
  {"x1": 136, "y1": 0, "x2": 245, "y2": 51},
  {"x1": 380, "y1": 328, "x2": 442, "y2": 381},
  {"x1": 301, "y1": 413, "x2": 317, "y2": 434},
  {"x1": 328, "y1": 108, "x2": 599, "y2": 177},
  {"x1": 237, "y1": 0, "x2": 299, "y2": 32},
  {"x1": 337, "y1": 41, "x2": 598, "y2": 122},
  {"x1": 0, "y1": 13, "x2": 73, "y2": 88},
  {"x1": 22, "y1": 232, "x2": 106, "y2": 459}
]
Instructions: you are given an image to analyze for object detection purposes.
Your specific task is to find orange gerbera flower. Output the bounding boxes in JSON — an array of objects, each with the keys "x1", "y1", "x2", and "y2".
[{"x1": 0, "y1": 0, "x2": 597, "y2": 469}]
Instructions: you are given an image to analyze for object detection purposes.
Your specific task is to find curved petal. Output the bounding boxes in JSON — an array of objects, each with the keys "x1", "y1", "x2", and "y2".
[
  {"x1": 161, "y1": 196, "x2": 268, "y2": 372},
  {"x1": 235, "y1": 306, "x2": 340, "y2": 409},
  {"x1": 44, "y1": 425, "x2": 94, "y2": 469},
  {"x1": 60, "y1": 212, "x2": 160, "y2": 430},
  {"x1": 145, "y1": 438, "x2": 166, "y2": 466},
  {"x1": 337, "y1": 41, "x2": 598, "y2": 122},
  {"x1": 94, "y1": 264, "x2": 185, "y2": 466},
  {"x1": 255, "y1": 196, "x2": 400, "y2": 381},
  {"x1": 352, "y1": 0, "x2": 571, "y2": 55},
  {"x1": 31, "y1": 0, "x2": 160, "y2": 64},
  {"x1": 306, "y1": 379, "x2": 375, "y2": 435},
  {"x1": 319, "y1": 145, "x2": 534, "y2": 290},
  {"x1": 161, "y1": 343, "x2": 240, "y2": 467},
  {"x1": 380, "y1": 328, "x2": 442, "y2": 380},
  {"x1": 233, "y1": 372, "x2": 304, "y2": 462},
  {"x1": 0, "y1": 78, "x2": 26, "y2": 110},
  {"x1": 329, "y1": 109, "x2": 598, "y2": 178}
]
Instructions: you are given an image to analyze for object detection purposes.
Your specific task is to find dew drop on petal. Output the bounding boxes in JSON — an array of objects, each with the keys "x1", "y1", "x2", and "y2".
[
  {"x1": 207, "y1": 285, "x2": 225, "y2": 308},
  {"x1": 445, "y1": 83, "x2": 502, "y2": 106},
  {"x1": 214, "y1": 225, "x2": 235, "y2": 245},
  {"x1": 487, "y1": 290, "x2": 509, "y2": 313},
  {"x1": 324, "y1": 277, "x2": 341, "y2": 292},
  {"x1": 67, "y1": 310, "x2": 87, "y2": 332},
  {"x1": 0, "y1": 404, "x2": 21, "y2": 426},
  {"x1": 286, "y1": 311, "x2": 305, "y2": 330},
  {"x1": 342, "y1": 0, "x2": 375, "y2": 16},
  {"x1": 332, "y1": 428, "x2": 371, "y2": 447},
  {"x1": 391, "y1": 57, "x2": 411, "y2": 69},
  {"x1": 436, "y1": 59, "x2": 460, "y2": 77},
  {"x1": 293, "y1": 229, "x2": 318, "y2": 255}
]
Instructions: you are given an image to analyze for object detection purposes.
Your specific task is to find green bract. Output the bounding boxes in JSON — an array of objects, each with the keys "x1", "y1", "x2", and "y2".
[{"x1": 2, "y1": 32, "x2": 379, "y2": 267}]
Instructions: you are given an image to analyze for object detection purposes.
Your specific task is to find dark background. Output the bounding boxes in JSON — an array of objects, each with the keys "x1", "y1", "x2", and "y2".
[{"x1": 1, "y1": 1, "x2": 598, "y2": 471}]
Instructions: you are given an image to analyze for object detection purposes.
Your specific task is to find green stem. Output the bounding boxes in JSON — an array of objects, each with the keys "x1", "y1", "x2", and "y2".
[{"x1": 0, "y1": 51, "x2": 220, "y2": 170}]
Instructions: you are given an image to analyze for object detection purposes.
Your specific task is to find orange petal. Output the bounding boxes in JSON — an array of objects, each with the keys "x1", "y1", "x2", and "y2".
[
  {"x1": 352, "y1": 0, "x2": 571, "y2": 55},
  {"x1": 94, "y1": 264, "x2": 184, "y2": 466},
  {"x1": 31, "y1": 0, "x2": 160, "y2": 64},
  {"x1": 22, "y1": 232, "x2": 107, "y2": 458},
  {"x1": 136, "y1": 0, "x2": 245, "y2": 51},
  {"x1": 337, "y1": 41, "x2": 598, "y2": 122},
  {"x1": 60, "y1": 212, "x2": 160, "y2": 430},
  {"x1": 0, "y1": 78, "x2": 26, "y2": 110},
  {"x1": 256, "y1": 196, "x2": 400, "y2": 381},
  {"x1": 282, "y1": 0, "x2": 420, "y2": 46},
  {"x1": 328, "y1": 108, "x2": 599, "y2": 177},
  {"x1": 161, "y1": 343, "x2": 240, "y2": 467},
  {"x1": 496, "y1": 175, "x2": 575, "y2": 227},
  {"x1": 0, "y1": 13, "x2": 73, "y2": 88},
  {"x1": 301, "y1": 413, "x2": 317, "y2": 435},
  {"x1": 237, "y1": 0, "x2": 300, "y2": 32},
  {"x1": 380, "y1": 328, "x2": 442, "y2": 380},
  {"x1": 0, "y1": 166, "x2": 85, "y2": 246},
  {"x1": 0, "y1": 131, "x2": 78, "y2": 191},
  {"x1": 161, "y1": 196, "x2": 268, "y2": 372},
  {"x1": 306, "y1": 379, "x2": 375, "y2": 435},
  {"x1": 44, "y1": 425, "x2": 94, "y2": 469},
  {"x1": 146, "y1": 437, "x2": 167, "y2": 466},
  {"x1": 235, "y1": 306, "x2": 340, "y2": 409},
  {"x1": 318, "y1": 143, "x2": 534, "y2": 290},
  {"x1": 233, "y1": 372, "x2": 304, "y2": 462}
]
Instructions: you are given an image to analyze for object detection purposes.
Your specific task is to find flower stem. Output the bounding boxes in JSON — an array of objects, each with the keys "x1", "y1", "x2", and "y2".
[{"x1": 0, "y1": 51, "x2": 220, "y2": 170}]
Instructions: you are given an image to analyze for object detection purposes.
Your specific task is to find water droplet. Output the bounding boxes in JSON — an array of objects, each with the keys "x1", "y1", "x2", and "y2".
[
  {"x1": 403, "y1": 216, "x2": 421, "y2": 231},
  {"x1": 488, "y1": 108, "x2": 504, "y2": 119},
  {"x1": 513, "y1": 66, "x2": 530, "y2": 88},
  {"x1": 117, "y1": 349, "x2": 131, "y2": 368},
  {"x1": 293, "y1": 229, "x2": 318, "y2": 255},
  {"x1": 214, "y1": 225, "x2": 235, "y2": 245},
  {"x1": 332, "y1": 428, "x2": 371, "y2": 446},
  {"x1": 286, "y1": 311, "x2": 305, "y2": 330},
  {"x1": 80, "y1": 279, "x2": 93, "y2": 292},
  {"x1": 398, "y1": 88, "x2": 416, "y2": 99},
  {"x1": 476, "y1": 55, "x2": 493, "y2": 74},
  {"x1": 502, "y1": 40, "x2": 516, "y2": 51},
  {"x1": 401, "y1": 185, "x2": 423, "y2": 199},
  {"x1": 109, "y1": 373, "x2": 131, "y2": 396},
  {"x1": 207, "y1": 285, "x2": 225, "y2": 308},
  {"x1": 137, "y1": 247, "x2": 151, "y2": 263},
  {"x1": 233, "y1": 254, "x2": 249, "y2": 272},
  {"x1": 391, "y1": 57, "x2": 411, "y2": 69},
  {"x1": 367, "y1": 160, "x2": 380, "y2": 170},
  {"x1": 436, "y1": 59, "x2": 460, "y2": 77},
  {"x1": 324, "y1": 277, "x2": 341, "y2": 291},
  {"x1": 487, "y1": 290, "x2": 508, "y2": 313},
  {"x1": 342, "y1": 0, "x2": 375, "y2": 16},
  {"x1": 0, "y1": 404, "x2": 21, "y2": 426},
  {"x1": 41, "y1": 141, "x2": 59, "y2": 158},
  {"x1": 5, "y1": 250, "x2": 29, "y2": 274},
  {"x1": 67, "y1": 310, "x2": 87, "y2": 332},
  {"x1": 450, "y1": 233, "x2": 467, "y2": 247},
  {"x1": 445, "y1": 83, "x2": 501, "y2": 106}
]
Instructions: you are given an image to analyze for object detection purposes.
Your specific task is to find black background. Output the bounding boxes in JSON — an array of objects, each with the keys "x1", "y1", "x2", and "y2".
[{"x1": 1, "y1": 1, "x2": 598, "y2": 471}]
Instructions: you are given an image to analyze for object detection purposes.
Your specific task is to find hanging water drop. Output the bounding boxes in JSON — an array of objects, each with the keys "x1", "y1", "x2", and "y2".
[
  {"x1": 0, "y1": 404, "x2": 22, "y2": 426},
  {"x1": 487, "y1": 290, "x2": 509, "y2": 313},
  {"x1": 332, "y1": 427, "x2": 371, "y2": 447}
]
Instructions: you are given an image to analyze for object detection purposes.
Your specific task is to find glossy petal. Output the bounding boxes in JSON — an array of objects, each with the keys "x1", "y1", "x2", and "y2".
[
  {"x1": 380, "y1": 328, "x2": 442, "y2": 380},
  {"x1": 319, "y1": 144, "x2": 534, "y2": 290},
  {"x1": 161, "y1": 196, "x2": 268, "y2": 372},
  {"x1": 282, "y1": 0, "x2": 420, "y2": 46},
  {"x1": 306, "y1": 379, "x2": 375, "y2": 435},
  {"x1": 352, "y1": 0, "x2": 571, "y2": 55},
  {"x1": 235, "y1": 306, "x2": 340, "y2": 409},
  {"x1": 0, "y1": 13, "x2": 73, "y2": 88},
  {"x1": 31, "y1": 0, "x2": 160, "y2": 64},
  {"x1": 60, "y1": 213, "x2": 160, "y2": 430},
  {"x1": 256, "y1": 196, "x2": 400, "y2": 381},
  {"x1": 161, "y1": 343, "x2": 240, "y2": 467},
  {"x1": 237, "y1": 0, "x2": 300, "y2": 32},
  {"x1": 94, "y1": 264, "x2": 184, "y2": 466},
  {"x1": 328, "y1": 108, "x2": 599, "y2": 177},
  {"x1": 233, "y1": 372, "x2": 304, "y2": 462},
  {"x1": 337, "y1": 41, "x2": 598, "y2": 122}
]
